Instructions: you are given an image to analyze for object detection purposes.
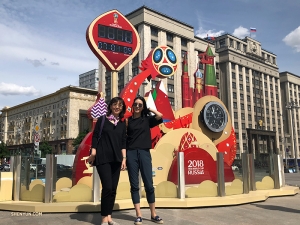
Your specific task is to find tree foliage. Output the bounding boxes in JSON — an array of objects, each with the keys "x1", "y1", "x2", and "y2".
[
  {"x1": 39, "y1": 141, "x2": 52, "y2": 157},
  {"x1": 72, "y1": 129, "x2": 89, "y2": 147},
  {"x1": 0, "y1": 142, "x2": 10, "y2": 159}
]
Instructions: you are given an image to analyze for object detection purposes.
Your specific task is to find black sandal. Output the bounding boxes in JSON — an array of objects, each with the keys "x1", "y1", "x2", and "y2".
[{"x1": 151, "y1": 215, "x2": 163, "y2": 224}]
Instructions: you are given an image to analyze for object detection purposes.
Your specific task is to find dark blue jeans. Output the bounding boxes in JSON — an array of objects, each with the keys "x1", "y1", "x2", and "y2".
[{"x1": 126, "y1": 149, "x2": 155, "y2": 204}]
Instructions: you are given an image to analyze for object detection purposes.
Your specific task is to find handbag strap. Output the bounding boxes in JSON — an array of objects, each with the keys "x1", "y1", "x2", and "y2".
[{"x1": 98, "y1": 115, "x2": 105, "y2": 142}]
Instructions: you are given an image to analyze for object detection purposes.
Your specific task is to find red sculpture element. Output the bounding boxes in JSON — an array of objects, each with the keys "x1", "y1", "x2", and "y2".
[
  {"x1": 86, "y1": 9, "x2": 140, "y2": 71},
  {"x1": 72, "y1": 132, "x2": 93, "y2": 185},
  {"x1": 181, "y1": 52, "x2": 190, "y2": 108},
  {"x1": 120, "y1": 46, "x2": 178, "y2": 119},
  {"x1": 149, "y1": 81, "x2": 175, "y2": 122},
  {"x1": 216, "y1": 127, "x2": 237, "y2": 166},
  {"x1": 181, "y1": 45, "x2": 218, "y2": 108},
  {"x1": 163, "y1": 113, "x2": 193, "y2": 130},
  {"x1": 167, "y1": 147, "x2": 235, "y2": 185},
  {"x1": 178, "y1": 132, "x2": 197, "y2": 151},
  {"x1": 199, "y1": 45, "x2": 218, "y2": 97}
]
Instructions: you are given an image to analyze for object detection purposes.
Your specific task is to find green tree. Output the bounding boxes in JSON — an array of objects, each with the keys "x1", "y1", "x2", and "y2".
[
  {"x1": 39, "y1": 141, "x2": 52, "y2": 157},
  {"x1": 0, "y1": 141, "x2": 10, "y2": 159},
  {"x1": 72, "y1": 129, "x2": 89, "y2": 153}
]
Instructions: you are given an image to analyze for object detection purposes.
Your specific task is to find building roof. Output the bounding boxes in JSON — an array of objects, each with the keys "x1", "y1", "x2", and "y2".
[
  {"x1": 280, "y1": 71, "x2": 300, "y2": 78},
  {"x1": 0, "y1": 86, "x2": 98, "y2": 112},
  {"x1": 126, "y1": 5, "x2": 194, "y2": 29}
]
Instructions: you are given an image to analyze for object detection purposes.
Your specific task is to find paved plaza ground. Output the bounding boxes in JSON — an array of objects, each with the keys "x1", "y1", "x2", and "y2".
[{"x1": 0, "y1": 173, "x2": 299, "y2": 225}]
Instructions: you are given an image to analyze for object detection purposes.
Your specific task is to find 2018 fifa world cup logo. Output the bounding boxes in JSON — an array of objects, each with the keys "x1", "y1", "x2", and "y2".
[{"x1": 113, "y1": 13, "x2": 118, "y2": 24}]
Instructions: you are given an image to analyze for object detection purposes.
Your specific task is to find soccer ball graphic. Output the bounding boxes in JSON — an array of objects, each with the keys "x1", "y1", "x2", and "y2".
[{"x1": 151, "y1": 46, "x2": 178, "y2": 78}]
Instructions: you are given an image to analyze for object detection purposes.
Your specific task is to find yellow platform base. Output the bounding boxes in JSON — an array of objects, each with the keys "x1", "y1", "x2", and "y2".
[{"x1": 0, "y1": 186, "x2": 298, "y2": 213}]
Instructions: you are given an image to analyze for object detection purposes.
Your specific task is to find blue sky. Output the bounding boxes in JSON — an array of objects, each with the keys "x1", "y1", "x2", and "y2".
[{"x1": 0, "y1": 0, "x2": 299, "y2": 110}]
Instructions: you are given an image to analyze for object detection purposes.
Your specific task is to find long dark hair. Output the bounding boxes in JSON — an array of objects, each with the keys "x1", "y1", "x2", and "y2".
[
  {"x1": 106, "y1": 97, "x2": 126, "y2": 119},
  {"x1": 133, "y1": 96, "x2": 151, "y2": 117}
]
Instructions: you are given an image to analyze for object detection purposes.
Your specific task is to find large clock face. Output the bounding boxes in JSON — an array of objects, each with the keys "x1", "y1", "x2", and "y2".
[{"x1": 201, "y1": 101, "x2": 228, "y2": 133}]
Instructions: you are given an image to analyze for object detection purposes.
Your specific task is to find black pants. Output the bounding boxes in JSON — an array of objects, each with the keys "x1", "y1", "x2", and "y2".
[
  {"x1": 96, "y1": 162, "x2": 121, "y2": 216},
  {"x1": 126, "y1": 149, "x2": 155, "y2": 204}
]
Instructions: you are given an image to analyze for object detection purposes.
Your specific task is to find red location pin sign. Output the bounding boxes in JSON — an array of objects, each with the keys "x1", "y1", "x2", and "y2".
[{"x1": 86, "y1": 9, "x2": 140, "y2": 71}]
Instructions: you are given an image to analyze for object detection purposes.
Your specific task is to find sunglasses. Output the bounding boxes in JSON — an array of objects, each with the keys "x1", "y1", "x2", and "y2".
[{"x1": 133, "y1": 103, "x2": 143, "y2": 108}]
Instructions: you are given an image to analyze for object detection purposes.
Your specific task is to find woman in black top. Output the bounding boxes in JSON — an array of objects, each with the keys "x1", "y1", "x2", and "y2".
[
  {"x1": 126, "y1": 96, "x2": 164, "y2": 225},
  {"x1": 88, "y1": 97, "x2": 127, "y2": 225}
]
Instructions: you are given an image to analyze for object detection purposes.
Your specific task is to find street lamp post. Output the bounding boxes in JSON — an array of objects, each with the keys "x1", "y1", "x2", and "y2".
[{"x1": 286, "y1": 101, "x2": 300, "y2": 173}]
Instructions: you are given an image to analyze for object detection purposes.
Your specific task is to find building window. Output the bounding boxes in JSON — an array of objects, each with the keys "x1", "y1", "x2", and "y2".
[
  {"x1": 168, "y1": 75, "x2": 174, "y2": 80},
  {"x1": 118, "y1": 72, "x2": 124, "y2": 80},
  {"x1": 241, "y1": 113, "x2": 245, "y2": 120},
  {"x1": 219, "y1": 39, "x2": 225, "y2": 48},
  {"x1": 234, "y1": 112, "x2": 238, "y2": 119},
  {"x1": 229, "y1": 38, "x2": 234, "y2": 47},
  {"x1": 181, "y1": 50, "x2": 187, "y2": 59},
  {"x1": 167, "y1": 32, "x2": 173, "y2": 42},
  {"x1": 132, "y1": 67, "x2": 139, "y2": 76},
  {"x1": 181, "y1": 38, "x2": 187, "y2": 47},
  {"x1": 233, "y1": 102, "x2": 237, "y2": 109},
  {"x1": 239, "y1": 74, "x2": 243, "y2": 80},
  {"x1": 169, "y1": 97, "x2": 175, "y2": 106},
  {"x1": 240, "y1": 94, "x2": 244, "y2": 100},
  {"x1": 241, "y1": 104, "x2": 244, "y2": 110},
  {"x1": 232, "y1": 82, "x2": 236, "y2": 89},
  {"x1": 151, "y1": 27, "x2": 158, "y2": 36},
  {"x1": 246, "y1": 86, "x2": 250, "y2": 92},
  {"x1": 234, "y1": 122, "x2": 238, "y2": 129},
  {"x1": 248, "y1": 105, "x2": 251, "y2": 111},
  {"x1": 151, "y1": 80, "x2": 158, "y2": 89},
  {"x1": 231, "y1": 63, "x2": 235, "y2": 70},
  {"x1": 233, "y1": 92, "x2": 237, "y2": 99},
  {"x1": 132, "y1": 54, "x2": 139, "y2": 63},
  {"x1": 167, "y1": 84, "x2": 174, "y2": 93},
  {"x1": 247, "y1": 95, "x2": 250, "y2": 101},
  {"x1": 236, "y1": 42, "x2": 240, "y2": 50},
  {"x1": 151, "y1": 40, "x2": 158, "y2": 49},
  {"x1": 248, "y1": 114, "x2": 251, "y2": 120},
  {"x1": 239, "y1": 84, "x2": 243, "y2": 90},
  {"x1": 106, "y1": 76, "x2": 111, "y2": 84},
  {"x1": 232, "y1": 72, "x2": 236, "y2": 79}
]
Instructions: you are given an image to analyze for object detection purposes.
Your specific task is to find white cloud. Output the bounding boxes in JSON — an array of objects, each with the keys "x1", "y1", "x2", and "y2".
[
  {"x1": 195, "y1": 27, "x2": 225, "y2": 38},
  {"x1": 0, "y1": 82, "x2": 39, "y2": 96},
  {"x1": 283, "y1": 26, "x2": 300, "y2": 52},
  {"x1": 232, "y1": 26, "x2": 253, "y2": 39},
  {"x1": 25, "y1": 58, "x2": 46, "y2": 67},
  {"x1": 47, "y1": 76, "x2": 58, "y2": 81}
]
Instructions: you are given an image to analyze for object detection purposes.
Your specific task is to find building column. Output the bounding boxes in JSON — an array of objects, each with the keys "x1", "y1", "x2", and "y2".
[{"x1": 173, "y1": 36, "x2": 182, "y2": 110}]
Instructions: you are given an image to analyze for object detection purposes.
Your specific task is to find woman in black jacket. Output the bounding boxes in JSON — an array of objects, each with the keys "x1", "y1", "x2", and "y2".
[
  {"x1": 126, "y1": 96, "x2": 164, "y2": 224},
  {"x1": 88, "y1": 96, "x2": 127, "y2": 225}
]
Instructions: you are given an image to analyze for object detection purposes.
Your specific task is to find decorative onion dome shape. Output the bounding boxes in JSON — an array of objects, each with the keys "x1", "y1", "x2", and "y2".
[{"x1": 195, "y1": 68, "x2": 203, "y2": 78}]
